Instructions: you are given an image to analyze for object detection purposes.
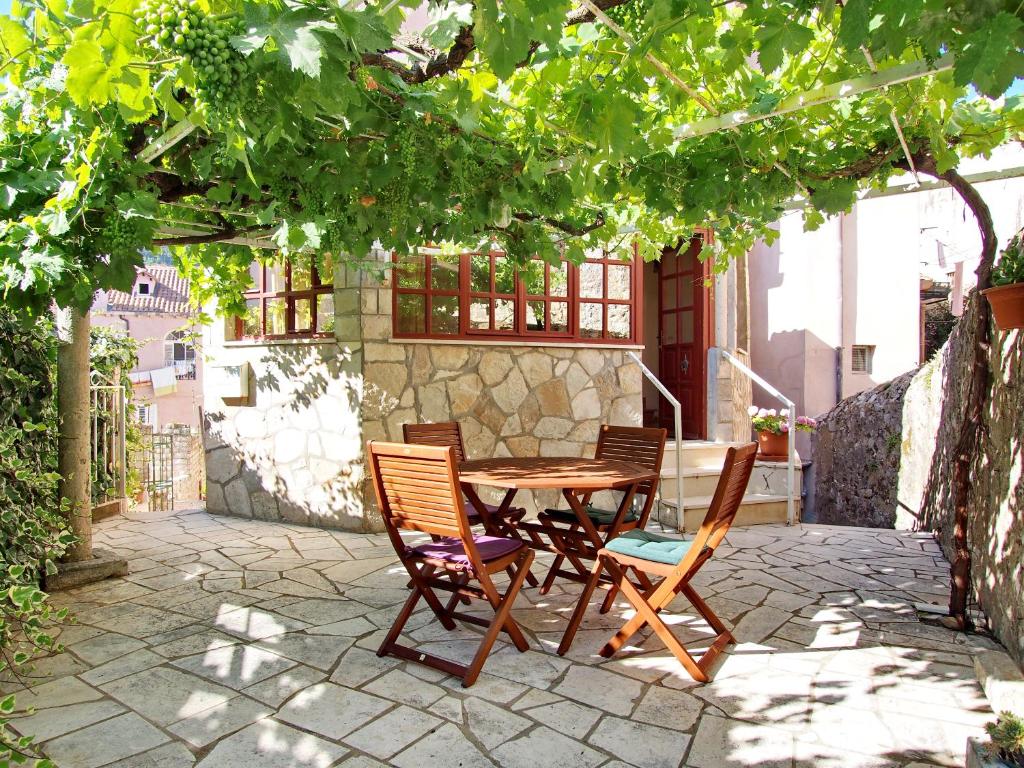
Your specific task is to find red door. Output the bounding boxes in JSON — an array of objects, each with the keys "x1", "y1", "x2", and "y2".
[{"x1": 658, "y1": 233, "x2": 714, "y2": 439}]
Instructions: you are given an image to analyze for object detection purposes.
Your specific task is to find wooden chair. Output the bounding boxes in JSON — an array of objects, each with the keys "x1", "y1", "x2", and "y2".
[
  {"x1": 367, "y1": 441, "x2": 534, "y2": 687},
  {"x1": 558, "y1": 442, "x2": 757, "y2": 683},
  {"x1": 403, "y1": 421, "x2": 528, "y2": 533},
  {"x1": 536, "y1": 425, "x2": 667, "y2": 602}
]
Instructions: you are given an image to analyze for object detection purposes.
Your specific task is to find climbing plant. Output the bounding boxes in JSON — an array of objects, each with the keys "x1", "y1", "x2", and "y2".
[
  {"x1": 0, "y1": 0, "x2": 1020, "y2": 320},
  {"x1": 0, "y1": 311, "x2": 70, "y2": 768}
]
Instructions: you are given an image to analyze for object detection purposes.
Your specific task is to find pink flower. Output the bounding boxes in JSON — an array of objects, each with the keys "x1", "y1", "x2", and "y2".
[
  {"x1": 748, "y1": 405, "x2": 759, "y2": 416},
  {"x1": 781, "y1": 423, "x2": 790, "y2": 432},
  {"x1": 767, "y1": 408, "x2": 777, "y2": 417},
  {"x1": 780, "y1": 408, "x2": 790, "y2": 417}
]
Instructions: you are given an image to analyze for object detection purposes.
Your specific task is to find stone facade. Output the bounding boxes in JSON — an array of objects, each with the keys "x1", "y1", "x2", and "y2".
[
  {"x1": 811, "y1": 370, "x2": 915, "y2": 528},
  {"x1": 359, "y1": 249, "x2": 643, "y2": 515}
]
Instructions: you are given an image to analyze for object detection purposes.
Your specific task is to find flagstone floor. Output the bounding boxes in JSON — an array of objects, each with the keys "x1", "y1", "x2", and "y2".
[{"x1": 5, "y1": 506, "x2": 1000, "y2": 768}]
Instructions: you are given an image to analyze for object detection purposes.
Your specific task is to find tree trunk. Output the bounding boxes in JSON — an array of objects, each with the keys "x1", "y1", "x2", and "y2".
[
  {"x1": 910, "y1": 152, "x2": 998, "y2": 629},
  {"x1": 57, "y1": 307, "x2": 93, "y2": 562}
]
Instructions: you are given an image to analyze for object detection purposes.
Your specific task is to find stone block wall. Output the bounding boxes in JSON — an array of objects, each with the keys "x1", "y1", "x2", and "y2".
[
  {"x1": 811, "y1": 370, "x2": 915, "y2": 528},
  {"x1": 359, "y1": 250, "x2": 643, "y2": 515}
]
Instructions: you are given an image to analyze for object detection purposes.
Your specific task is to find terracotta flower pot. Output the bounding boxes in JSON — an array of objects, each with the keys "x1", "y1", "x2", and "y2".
[
  {"x1": 756, "y1": 429, "x2": 789, "y2": 460},
  {"x1": 983, "y1": 283, "x2": 1024, "y2": 331}
]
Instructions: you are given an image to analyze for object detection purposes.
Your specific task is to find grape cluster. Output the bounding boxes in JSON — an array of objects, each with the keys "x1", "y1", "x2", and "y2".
[
  {"x1": 98, "y1": 214, "x2": 151, "y2": 259},
  {"x1": 136, "y1": 0, "x2": 248, "y2": 115},
  {"x1": 605, "y1": 0, "x2": 652, "y2": 35}
]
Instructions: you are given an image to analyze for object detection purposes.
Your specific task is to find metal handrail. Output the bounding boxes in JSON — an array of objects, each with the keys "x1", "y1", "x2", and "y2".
[
  {"x1": 626, "y1": 351, "x2": 684, "y2": 523},
  {"x1": 720, "y1": 350, "x2": 797, "y2": 525}
]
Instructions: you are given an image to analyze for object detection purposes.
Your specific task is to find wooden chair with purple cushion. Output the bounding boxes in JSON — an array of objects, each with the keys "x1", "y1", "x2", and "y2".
[
  {"x1": 403, "y1": 421, "x2": 528, "y2": 533},
  {"x1": 536, "y1": 425, "x2": 667, "y2": 606},
  {"x1": 557, "y1": 442, "x2": 757, "y2": 683},
  {"x1": 367, "y1": 441, "x2": 534, "y2": 687}
]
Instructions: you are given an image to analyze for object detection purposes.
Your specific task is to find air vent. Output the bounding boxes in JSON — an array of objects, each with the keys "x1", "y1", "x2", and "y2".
[{"x1": 851, "y1": 345, "x2": 874, "y2": 374}]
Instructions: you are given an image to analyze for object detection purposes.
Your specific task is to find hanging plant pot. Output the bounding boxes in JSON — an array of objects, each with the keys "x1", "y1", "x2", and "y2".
[
  {"x1": 756, "y1": 430, "x2": 789, "y2": 460},
  {"x1": 983, "y1": 283, "x2": 1024, "y2": 331}
]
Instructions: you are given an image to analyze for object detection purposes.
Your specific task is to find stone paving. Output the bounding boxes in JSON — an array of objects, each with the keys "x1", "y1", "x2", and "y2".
[{"x1": 4, "y1": 507, "x2": 1000, "y2": 768}]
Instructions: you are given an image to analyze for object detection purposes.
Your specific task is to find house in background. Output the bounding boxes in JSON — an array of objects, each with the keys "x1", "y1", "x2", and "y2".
[
  {"x1": 200, "y1": 242, "x2": 765, "y2": 533},
  {"x1": 92, "y1": 263, "x2": 203, "y2": 432},
  {"x1": 747, "y1": 144, "x2": 1024, "y2": 457}
]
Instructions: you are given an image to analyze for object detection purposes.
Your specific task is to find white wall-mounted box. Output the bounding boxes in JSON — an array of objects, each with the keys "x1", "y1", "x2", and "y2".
[{"x1": 214, "y1": 363, "x2": 250, "y2": 399}]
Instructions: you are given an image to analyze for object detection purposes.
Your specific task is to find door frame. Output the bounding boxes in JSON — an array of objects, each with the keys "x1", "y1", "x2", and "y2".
[{"x1": 656, "y1": 230, "x2": 715, "y2": 439}]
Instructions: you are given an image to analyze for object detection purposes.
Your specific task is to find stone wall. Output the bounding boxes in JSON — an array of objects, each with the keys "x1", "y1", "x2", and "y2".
[
  {"x1": 709, "y1": 348, "x2": 754, "y2": 442},
  {"x1": 201, "y1": 264, "x2": 375, "y2": 531},
  {"x1": 810, "y1": 370, "x2": 915, "y2": 528}
]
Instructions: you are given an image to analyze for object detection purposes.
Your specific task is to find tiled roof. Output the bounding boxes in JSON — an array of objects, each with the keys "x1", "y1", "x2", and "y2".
[{"x1": 105, "y1": 265, "x2": 192, "y2": 314}]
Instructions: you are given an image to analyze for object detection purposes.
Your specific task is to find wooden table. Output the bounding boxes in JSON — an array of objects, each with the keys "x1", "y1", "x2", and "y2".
[{"x1": 459, "y1": 457, "x2": 659, "y2": 586}]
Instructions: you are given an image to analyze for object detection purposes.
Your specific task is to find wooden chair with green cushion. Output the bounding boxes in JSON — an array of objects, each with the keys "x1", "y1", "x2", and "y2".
[
  {"x1": 367, "y1": 441, "x2": 534, "y2": 687},
  {"x1": 557, "y1": 442, "x2": 758, "y2": 683},
  {"x1": 536, "y1": 425, "x2": 667, "y2": 602}
]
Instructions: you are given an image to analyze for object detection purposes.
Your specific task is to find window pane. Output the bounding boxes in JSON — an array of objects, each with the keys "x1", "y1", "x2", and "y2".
[
  {"x1": 397, "y1": 254, "x2": 425, "y2": 288},
  {"x1": 294, "y1": 298, "x2": 312, "y2": 332},
  {"x1": 266, "y1": 264, "x2": 286, "y2": 293},
  {"x1": 495, "y1": 299, "x2": 515, "y2": 330},
  {"x1": 431, "y1": 295, "x2": 459, "y2": 334},
  {"x1": 679, "y1": 276, "x2": 694, "y2": 308},
  {"x1": 316, "y1": 294, "x2": 335, "y2": 333},
  {"x1": 550, "y1": 301, "x2": 568, "y2": 333},
  {"x1": 242, "y1": 299, "x2": 260, "y2": 336},
  {"x1": 494, "y1": 256, "x2": 515, "y2": 294},
  {"x1": 680, "y1": 309, "x2": 694, "y2": 343},
  {"x1": 607, "y1": 264, "x2": 631, "y2": 300},
  {"x1": 579, "y1": 262, "x2": 603, "y2": 299},
  {"x1": 245, "y1": 262, "x2": 261, "y2": 292},
  {"x1": 397, "y1": 294, "x2": 425, "y2": 334},
  {"x1": 580, "y1": 302, "x2": 602, "y2": 338},
  {"x1": 316, "y1": 253, "x2": 334, "y2": 286},
  {"x1": 291, "y1": 262, "x2": 313, "y2": 291},
  {"x1": 550, "y1": 262, "x2": 568, "y2": 297},
  {"x1": 608, "y1": 305, "x2": 631, "y2": 339},
  {"x1": 432, "y1": 253, "x2": 460, "y2": 291},
  {"x1": 662, "y1": 311, "x2": 677, "y2": 344},
  {"x1": 526, "y1": 300, "x2": 545, "y2": 331},
  {"x1": 523, "y1": 262, "x2": 545, "y2": 296},
  {"x1": 470, "y1": 299, "x2": 490, "y2": 330},
  {"x1": 661, "y1": 278, "x2": 677, "y2": 310},
  {"x1": 266, "y1": 298, "x2": 286, "y2": 335},
  {"x1": 470, "y1": 255, "x2": 490, "y2": 292}
]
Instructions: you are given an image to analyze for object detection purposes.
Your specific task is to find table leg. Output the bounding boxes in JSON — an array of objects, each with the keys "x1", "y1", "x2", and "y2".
[{"x1": 461, "y1": 483, "x2": 538, "y2": 587}]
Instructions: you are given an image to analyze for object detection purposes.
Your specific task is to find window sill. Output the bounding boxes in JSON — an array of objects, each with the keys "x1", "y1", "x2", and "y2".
[
  {"x1": 390, "y1": 337, "x2": 644, "y2": 351},
  {"x1": 223, "y1": 336, "x2": 339, "y2": 349}
]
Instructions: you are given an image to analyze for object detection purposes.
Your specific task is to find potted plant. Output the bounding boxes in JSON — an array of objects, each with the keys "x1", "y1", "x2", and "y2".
[
  {"x1": 747, "y1": 406, "x2": 816, "y2": 460},
  {"x1": 971, "y1": 711, "x2": 1024, "y2": 767},
  {"x1": 984, "y1": 232, "x2": 1024, "y2": 331}
]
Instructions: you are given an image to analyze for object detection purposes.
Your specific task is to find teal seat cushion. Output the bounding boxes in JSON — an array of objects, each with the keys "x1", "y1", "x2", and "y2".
[
  {"x1": 605, "y1": 529, "x2": 693, "y2": 566},
  {"x1": 542, "y1": 505, "x2": 639, "y2": 527}
]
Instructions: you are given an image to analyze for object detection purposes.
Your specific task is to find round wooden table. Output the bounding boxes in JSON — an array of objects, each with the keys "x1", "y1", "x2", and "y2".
[{"x1": 459, "y1": 456, "x2": 658, "y2": 491}]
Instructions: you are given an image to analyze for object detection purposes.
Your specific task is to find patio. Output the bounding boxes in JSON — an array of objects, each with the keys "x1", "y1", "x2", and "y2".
[{"x1": 7, "y1": 507, "x2": 996, "y2": 768}]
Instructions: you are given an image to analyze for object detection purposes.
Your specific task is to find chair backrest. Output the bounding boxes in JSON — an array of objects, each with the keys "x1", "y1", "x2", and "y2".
[
  {"x1": 403, "y1": 421, "x2": 467, "y2": 463},
  {"x1": 690, "y1": 443, "x2": 758, "y2": 554},
  {"x1": 367, "y1": 441, "x2": 472, "y2": 545},
  {"x1": 595, "y1": 425, "x2": 668, "y2": 500}
]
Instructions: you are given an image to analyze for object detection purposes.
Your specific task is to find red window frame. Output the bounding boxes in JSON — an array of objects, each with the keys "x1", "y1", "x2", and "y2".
[
  {"x1": 236, "y1": 258, "x2": 334, "y2": 340},
  {"x1": 392, "y1": 245, "x2": 642, "y2": 344}
]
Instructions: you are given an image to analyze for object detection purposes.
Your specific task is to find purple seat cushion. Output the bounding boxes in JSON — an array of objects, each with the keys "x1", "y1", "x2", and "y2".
[
  {"x1": 412, "y1": 535, "x2": 522, "y2": 567},
  {"x1": 463, "y1": 497, "x2": 525, "y2": 522}
]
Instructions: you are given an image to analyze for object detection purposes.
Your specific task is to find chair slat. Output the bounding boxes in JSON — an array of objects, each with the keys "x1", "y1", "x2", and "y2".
[{"x1": 403, "y1": 422, "x2": 467, "y2": 463}]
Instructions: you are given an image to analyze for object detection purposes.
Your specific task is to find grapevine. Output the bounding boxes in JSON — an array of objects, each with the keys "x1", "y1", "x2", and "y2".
[
  {"x1": 96, "y1": 212, "x2": 155, "y2": 260},
  {"x1": 135, "y1": 0, "x2": 250, "y2": 120}
]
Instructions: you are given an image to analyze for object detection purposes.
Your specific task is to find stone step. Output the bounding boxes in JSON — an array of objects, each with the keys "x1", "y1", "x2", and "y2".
[
  {"x1": 654, "y1": 494, "x2": 794, "y2": 534},
  {"x1": 661, "y1": 440, "x2": 743, "y2": 470},
  {"x1": 659, "y1": 460, "x2": 803, "y2": 498}
]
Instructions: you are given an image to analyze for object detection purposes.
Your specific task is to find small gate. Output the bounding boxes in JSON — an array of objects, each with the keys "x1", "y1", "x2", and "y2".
[
  {"x1": 90, "y1": 371, "x2": 128, "y2": 516},
  {"x1": 134, "y1": 429, "x2": 176, "y2": 512}
]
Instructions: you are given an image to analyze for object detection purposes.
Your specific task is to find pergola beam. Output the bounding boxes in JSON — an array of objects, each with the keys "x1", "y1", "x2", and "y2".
[
  {"x1": 674, "y1": 54, "x2": 954, "y2": 140},
  {"x1": 138, "y1": 118, "x2": 197, "y2": 164}
]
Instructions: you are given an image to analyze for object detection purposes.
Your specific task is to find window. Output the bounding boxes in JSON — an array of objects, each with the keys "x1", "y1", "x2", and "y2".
[
  {"x1": 137, "y1": 282, "x2": 150, "y2": 295},
  {"x1": 236, "y1": 257, "x2": 334, "y2": 340},
  {"x1": 164, "y1": 329, "x2": 197, "y2": 380},
  {"x1": 851, "y1": 345, "x2": 874, "y2": 373},
  {"x1": 393, "y1": 248, "x2": 640, "y2": 343},
  {"x1": 136, "y1": 403, "x2": 157, "y2": 427}
]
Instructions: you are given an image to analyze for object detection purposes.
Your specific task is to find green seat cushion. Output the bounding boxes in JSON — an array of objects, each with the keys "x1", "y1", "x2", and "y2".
[
  {"x1": 542, "y1": 505, "x2": 639, "y2": 527},
  {"x1": 604, "y1": 529, "x2": 693, "y2": 566}
]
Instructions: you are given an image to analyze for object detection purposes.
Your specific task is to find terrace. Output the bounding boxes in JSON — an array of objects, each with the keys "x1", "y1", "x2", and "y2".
[{"x1": 5, "y1": 506, "x2": 995, "y2": 768}]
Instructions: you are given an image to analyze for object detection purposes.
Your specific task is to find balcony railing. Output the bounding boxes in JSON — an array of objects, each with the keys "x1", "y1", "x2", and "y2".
[{"x1": 167, "y1": 360, "x2": 197, "y2": 380}]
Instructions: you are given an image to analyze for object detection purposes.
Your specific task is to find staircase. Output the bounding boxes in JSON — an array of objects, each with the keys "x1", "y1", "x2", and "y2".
[{"x1": 654, "y1": 441, "x2": 802, "y2": 533}]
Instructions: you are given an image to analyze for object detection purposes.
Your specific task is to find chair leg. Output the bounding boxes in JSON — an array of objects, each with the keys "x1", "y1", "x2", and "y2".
[
  {"x1": 539, "y1": 554, "x2": 564, "y2": 595},
  {"x1": 464, "y1": 549, "x2": 534, "y2": 686},
  {"x1": 680, "y1": 582, "x2": 733, "y2": 640},
  {"x1": 557, "y1": 555, "x2": 606, "y2": 655}
]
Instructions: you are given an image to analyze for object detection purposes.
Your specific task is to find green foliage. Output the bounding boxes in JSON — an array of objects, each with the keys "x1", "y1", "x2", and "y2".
[
  {"x1": 992, "y1": 230, "x2": 1024, "y2": 287},
  {"x1": 0, "y1": 0, "x2": 1020, "y2": 321},
  {"x1": 0, "y1": 310, "x2": 73, "y2": 768},
  {"x1": 986, "y1": 711, "x2": 1024, "y2": 767},
  {"x1": 88, "y1": 325, "x2": 142, "y2": 503}
]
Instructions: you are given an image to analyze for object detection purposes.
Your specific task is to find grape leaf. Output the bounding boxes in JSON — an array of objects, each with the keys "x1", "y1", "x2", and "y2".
[{"x1": 755, "y1": 20, "x2": 814, "y2": 73}]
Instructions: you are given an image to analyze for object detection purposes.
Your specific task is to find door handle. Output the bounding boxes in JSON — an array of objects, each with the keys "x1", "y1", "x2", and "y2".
[{"x1": 681, "y1": 354, "x2": 689, "y2": 375}]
